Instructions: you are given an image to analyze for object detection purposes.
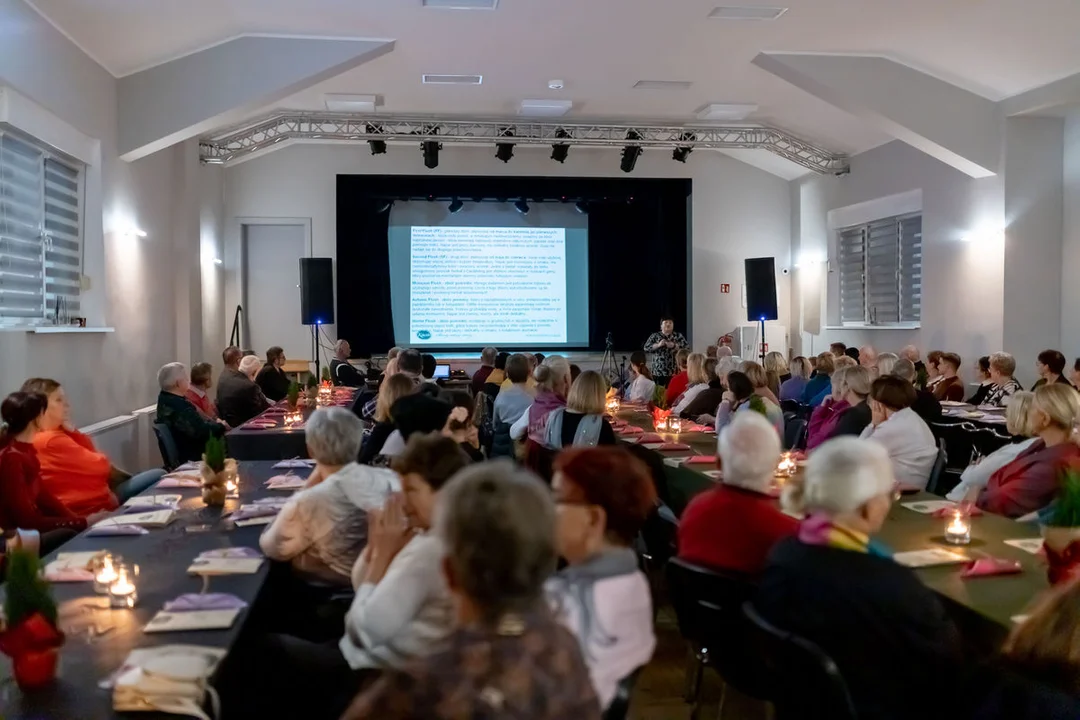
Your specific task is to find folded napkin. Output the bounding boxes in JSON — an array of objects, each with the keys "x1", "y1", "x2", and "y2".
[
  {"x1": 162, "y1": 593, "x2": 249, "y2": 613},
  {"x1": 43, "y1": 562, "x2": 95, "y2": 582},
  {"x1": 635, "y1": 433, "x2": 665, "y2": 444},
  {"x1": 610, "y1": 420, "x2": 628, "y2": 429},
  {"x1": 265, "y1": 474, "x2": 306, "y2": 490},
  {"x1": 231, "y1": 505, "x2": 281, "y2": 521},
  {"x1": 157, "y1": 476, "x2": 201, "y2": 489},
  {"x1": 197, "y1": 547, "x2": 262, "y2": 560},
  {"x1": 616, "y1": 426, "x2": 644, "y2": 435},
  {"x1": 682, "y1": 424, "x2": 713, "y2": 433},
  {"x1": 173, "y1": 462, "x2": 199, "y2": 472},
  {"x1": 85, "y1": 524, "x2": 151, "y2": 537},
  {"x1": 961, "y1": 557, "x2": 1023, "y2": 578},
  {"x1": 244, "y1": 421, "x2": 278, "y2": 429},
  {"x1": 272, "y1": 459, "x2": 315, "y2": 469},
  {"x1": 931, "y1": 505, "x2": 984, "y2": 519},
  {"x1": 654, "y1": 442, "x2": 692, "y2": 451},
  {"x1": 683, "y1": 455, "x2": 717, "y2": 465},
  {"x1": 119, "y1": 503, "x2": 175, "y2": 515}
]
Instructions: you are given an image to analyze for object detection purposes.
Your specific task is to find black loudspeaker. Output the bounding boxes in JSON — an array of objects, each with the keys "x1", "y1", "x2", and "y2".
[
  {"x1": 744, "y1": 257, "x2": 778, "y2": 322},
  {"x1": 299, "y1": 258, "x2": 335, "y2": 326}
]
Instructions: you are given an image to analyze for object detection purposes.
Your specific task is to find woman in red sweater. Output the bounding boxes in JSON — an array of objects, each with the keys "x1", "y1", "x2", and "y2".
[
  {"x1": 663, "y1": 349, "x2": 692, "y2": 407},
  {"x1": 0, "y1": 393, "x2": 107, "y2": 555}
]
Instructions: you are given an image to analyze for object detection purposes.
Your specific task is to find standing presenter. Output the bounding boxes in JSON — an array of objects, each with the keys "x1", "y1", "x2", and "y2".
[{"x1": 643, "y1": 316, "x2": 689, "y2": 389}]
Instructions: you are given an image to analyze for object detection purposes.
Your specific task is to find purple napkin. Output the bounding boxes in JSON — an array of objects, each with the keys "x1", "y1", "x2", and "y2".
[
  {"x1": 198, "y1": 547, "x2": 263, "y2": 560},
  {"x1": 162, "y1": 593, "x2": 249, "y2": 613},
  {"x1": 961, "y1": 557, "x2": 1023, "y2": 578},
  {"x1": 85, "y1": 524, "x2": 150, "y2": 537},
  {"x1": 231, "y1": 505, "x2": 281, "y2": 521}
]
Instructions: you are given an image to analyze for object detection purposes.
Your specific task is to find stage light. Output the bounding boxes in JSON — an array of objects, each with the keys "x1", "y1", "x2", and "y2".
[
  {"x1": 575, "y1": 200, "x2": 589, "y2": 214},
  {"x1": 495, "y1": 127, "x2": 515, "y2": 163},
  {"x1": 551, "y1": 128, "x2": 571, "y2": 163},
  {"x1": 422, "y1": 139, "x2": 441, "y2": 169},
  {"x1": 514, "y1": 198, "x2": 530, "y2": 215},
  {"x1": 448, "y1": 198, "x2": 464, "y2": 214},
  {"x1": 369, "y1": 139, "x2": 387, "y2": 155},
  {"x1": 672, "y1": 132, "x2": 695, "y2": 163},
  {"x1": 620, "y1": 131, "x2": 642, "y2": 173}
]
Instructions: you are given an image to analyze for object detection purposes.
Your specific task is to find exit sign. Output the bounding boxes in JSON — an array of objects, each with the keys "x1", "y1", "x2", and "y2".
[{"x1": 720, "y1": 283, "x2": 730, "y2": 294}]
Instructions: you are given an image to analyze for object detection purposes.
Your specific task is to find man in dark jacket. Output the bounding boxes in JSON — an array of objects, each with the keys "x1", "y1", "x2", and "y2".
[
  {"x1": 330, "y1": 339, "x2": 367, "y2": 388},
  {"x1": 217, "y1": 354, "x2": 270, "y2": 427},
  {"x1": 255, "y1": 346, "x2": 291, "y2": 402}
]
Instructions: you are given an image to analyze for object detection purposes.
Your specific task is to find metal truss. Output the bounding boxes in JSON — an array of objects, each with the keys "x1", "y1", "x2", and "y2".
[{"x1": 199, "y1": 112, "x2": 849, "y2": 174}]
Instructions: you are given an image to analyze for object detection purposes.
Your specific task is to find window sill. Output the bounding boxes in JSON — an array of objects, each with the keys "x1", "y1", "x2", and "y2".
[
  {"x1": 823, "y1": 324, "x2": 921, "y2": 331},
  {"x1": 29, "y1": 326, "x2": 114, "y2": 334}
]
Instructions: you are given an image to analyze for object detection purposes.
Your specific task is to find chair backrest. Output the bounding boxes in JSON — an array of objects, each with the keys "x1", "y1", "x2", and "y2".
[
  {"x1": 152, "y1": 422, "x2": 181, "y2": 471},
  {"x1": 784, "y1": 417, "x2": 808, "y2": 451},
  {"x1": 779, "y1": 399, "x2": 802, "y2": 415},
  {"x1": 742, "y1": 602, "x2": 857, "y2": 720},
  {"x1": 926, "y1": 439, "x2": 948, "y2": 495},
  {"x1": 601, "y1": 667, "x2": 643, "y2": 720}
]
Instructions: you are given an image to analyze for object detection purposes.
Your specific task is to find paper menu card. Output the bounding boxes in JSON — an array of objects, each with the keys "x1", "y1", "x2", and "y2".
[
  {"x1": 55, "y1": 551, "x2": 105, "y2": 569},
  {"x1": 273, "y1": 459, "x2": 315, "y2": 469},
  {"x1": 893, "y1": 548, "x2": 970, "y2": 568},
  {"x1": 266, "y1": 475, "x2": 306, "y2": 490},
  {"x1": 900, "y1": 500, "x2": 957, "y2": 515},
  {"x1": 1003, "y1": 538, "x2": 1044, "y2": 555},
  {"x1": 125, "y1": 494, "x2": 183, "y2": 508},
  {"x1": 95, "y1": 510, "x2": 176, "y2": 529},
  {"x1": 187, "y1": 557, "x2": 264, "y2": 575},
  {"x1": 235, "y1": 517, "x2": 275, "y2": 528},
  {"x1": 143, "y1": 609, "x2": 242, "y2": 634},
  {"x1": 157, "y1": 475, "x2": 201, "y2": 489}
]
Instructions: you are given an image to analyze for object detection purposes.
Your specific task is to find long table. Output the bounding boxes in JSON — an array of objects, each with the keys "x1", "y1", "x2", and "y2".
[
  {"x1": 226, "y1": 389, "x2": 360, "y2": 461},
  {"x1": 0, "y1": 461, "x2": 301, "y2": 719},
  {"x1": 615, "y1": 408, "x2": 1048, "y2": 648}
]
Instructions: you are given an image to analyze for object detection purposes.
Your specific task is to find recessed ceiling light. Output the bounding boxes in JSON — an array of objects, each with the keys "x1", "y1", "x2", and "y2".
[
  {"x1": 519, "y1": 99, "x2": 573, "y2": 117},
  {"x1": 696, "y1": 103, "x2": 758, "y2": 121},
  {"x1": 708, "y1": 5, "x2": 788, "y2": 20},
  {"x1": 324, "y1": 94, "x2": 377, "y2": 112},
  {"x1": 422, "y1": 74, "x2": 483, "y2": 85},
  {"x1": 421, "y1": 0, "x2": 497, "y2": 8},
  {"x1": 633, "y1": 80, "x2": 693, "y2": 91},
  {"x1": 548, "y1": 79, "x2": 565, "y2": 90}
]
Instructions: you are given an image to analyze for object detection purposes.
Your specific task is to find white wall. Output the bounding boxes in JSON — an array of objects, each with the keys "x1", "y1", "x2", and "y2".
[
  {"x1": 1063, "y1": 110, "x2": 1080, "y2": 355},
  {"x1": 222, "y1": 143, "x2": 793, "y2": 354},
  {"x1": 0, "y1": 0, "x2": 215, "y2": 429}
]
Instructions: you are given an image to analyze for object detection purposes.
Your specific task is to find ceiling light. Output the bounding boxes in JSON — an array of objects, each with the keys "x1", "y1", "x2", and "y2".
[
  {"x1": 673, "y1": 132, "x2": 695, "y2": 163},
  {"x1": 519, "y1": 99, "x2": 573, "y2": 117},
  {"x1": 366, "y1": 124, "x2": 386, "y2": 155},
  {"x1": 213, "y1": 258, "x2": 223, "y2": 265},
  {"x1": 696, "y1": 103, "x2": 758, "y2": 121},
  {"x1": 708, "y1": 5, "x2": 788, "y2": 20},
  {"x1": 551, "y1": 128, "x2": 571, "y2": 163},
  {"x1": 422, "y1": 138, "x2": 441, "y2": 169},
  {"x1": 514, "y1": 198, "x2": 530, "y2": 215},
  {"x1": 324, "y1": 94, "x2": 377, "y2": 112},
  {"x1": 633, "y1": 80, "x2": 693, "y2": 91},
  {"x1": 422, "y1": 74, "x2": 483, "y2": 85},
  {"x1": 448, "y1": 198, "x2": 464, "y2": 214},
  {"x1": 495, "y1": 128, "x2": 515, "y2": 162},
  {"x1": 620, "y1": 131, "x2": 643, "y2": 173},
  {"x1": 422, "y1": 0, "x2": 498, "y2": 8},
  {"x1": 548, "y1": 79, "x2": 565, "y2": 90}
]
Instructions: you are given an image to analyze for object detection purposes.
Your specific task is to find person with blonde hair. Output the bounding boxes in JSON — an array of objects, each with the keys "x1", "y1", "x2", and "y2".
[
  {"x1": 947, "y1": 392, "x2": 1037, "y2": 502},
  {"x1": 874, "y1": 352, "x2": 899, "y2": 379},
  {"x1": 984, "y1": 351, "x2": 1023, "y2": 408},
  {"x1": 800, "y1": 352, "x2": 835, "y2": 405},
  {"x1": 542, "y1": 371, "x2": 616, "y2": 449},
  {"x1": 998, "y1": 577, "x2": 1080, "y2": 703},
  {"x1": 664, "y1": 348, "x2": 694, "y2": 407},
  {"x1": 671, "y1": 353, "x2": 709, "y2": 415},
  {"x1": 764, "y1": 351, "x2": 789, "y2": 398},
  {"x1": 753, "y1": 437, "x2": 961, "y2": 720},
  {"x1": 779, "y1": 356, "x2": 811, "y2": 402},
  {"x1": 740, "y1": 360, "x2": 780, "y2": 405},
  {"x1": 806, "y1": 366, "x2": 872, "y2": 450},
  {"x1": 978, "y1": 384, "x2": 1080, "y2": 517},
  {"x1": 360, "y1": 374, "x2": 417, "y2": 465},
  {"x1": 679, "y1": 358, "x2": 725, "y2": 420}
]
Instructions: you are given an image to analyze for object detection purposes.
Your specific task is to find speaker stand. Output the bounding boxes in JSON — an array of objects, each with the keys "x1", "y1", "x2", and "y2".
[
  {"x1": 311, "y1": 324, "x2": 322, "y2": 384},
  {"x1": 758, "y1": 318, "x2": 767, "y2": 365}
]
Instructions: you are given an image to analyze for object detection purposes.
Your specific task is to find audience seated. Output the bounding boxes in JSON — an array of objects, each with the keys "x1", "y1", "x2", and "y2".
[
  {"x1": 978, "y1": 384, "x2": 1080, "y2": 518},
  {"x1": 157, "y1": 362, "x2": 227, "y2": 462},
  {"x1": 513, "y1": 355, "x2": 570, "y2": 443},
  {"x1": 985, "y1": 352, "x2": 1023, "y2": 407},
  {"x1": 779, "y1": 356, "x2": 811, "y2": 402},
  {"x1": 894, "y1": 358, "x2": 943, "y2": 422},
  {"x1": 470, "y1": 347, "x2": 497, "y2": 394},
  {"x1": 547, "y1": 447, "x2": 657, "y2": 709},
  {"x1": 859, "y1": 376, "x2": 937, "y2": 491},
  {"x1": 501, "y1": 352, "x2": 539, "y2": 392},
  {"x1": 0, "y1": 391, "x2": 101, "y2": 551},
  {"x1": 344, "y1": 460, "x2": 601, "y2": 720},
  {"x1": 968, "y1": 355, "x2": 994, "y2": 405},
  {"x1": 420, "y1": 354, "x2": 438, "y2": 386},
  {"x1": 765, "y1": 350, "x2": 790, "y2": 388},
  {"x1": 260, "y1": 408, "x2": 399, "y2": 585},
  {"x1": 874, "y1": 352, "x2": 899, "y2": 379},
  {"x1": 21, "y1": 378, "x2": 160, "y2": 514},
  {"x1": 800, "y1": 352, "x2": 835, "y2": 404},
  {"x1": 440, "y1": 390, "x2": 484, "y2": 462},
  {"x1": 359, "y1": 375, "x2": 416, "y2": 465},
  {"x1": 997, "y1": 577, "x2": 1080, "y2": 705},
  {"x1": 806, "y1": 366, "x2": 872, "y2": 450},
  {"x1": 948, "y1": 392, "x2": 1036, "y2": 502},
  {"x1": 481, "y1": 351, "x2": 510, "y2": 398},
  {"x1": 255, "y1": 346, "x2": 291, "y2": 402},
  {"x1": 330, "y1": 340, "x2": 367, "y2": 388},
  {"x1": 663, "y1": 349, "x2": 692, "y2": 407},
  {"x1": 185, "y1": 362, "x2": 219, "y2": 420},
  {"x1": 809, "y1": 355, "x2": 856, "y2": 407},
  {"x1": 671, "y1": 353, "x2": 709, "y2": 415},
  {"x1": 679, "y1": 358, "x2": 724, "y2": 419},
  {"x1": 741, "y1": 360, "x2": 781, "y2": 406},
  {"x1": 924, "y1": 350, "x2": 944, "y2": 393},
  {"x1": 900, "y1": 345, "x2": 928, "y2": 387},
  {"x1": 217, "y1": 354, "x2": 271, "y2": 427},
  {"x1": 377, "y1": 393, "x2": 453, "y2": 461},
  {"x1": 678, "y1": 412, "x2": 797, "y2": 574},
  {"x1": 542, "y1": 371, "x2": 616, "y2": 449},
  {"x1": 1072, "y1": 358, "x2": 1080, "y2": 389},
  {"x1": 753, "y1": 437, "x2": 961, "y2": 720},
  {"x1": 829, "y1": 342, "x2": 847, "y2": 357},
  {"x1": 715, "y1": 371, "x2": 784, "y2": 435},
  {"x1": 491, "y1": 353, "x2": 535, "y2": 458},
  {"x1": 859, "y1": 344, "x2": 878, "y2": 371},
  {"x1": 1034, "y1": 350, "x2": 1075, "y2": 390},
  {"x1": 624, "y1": 350, "x2": 657, "y2": 403},
  {"x1": 932, "y1": 352, "x2": 966, "y2": 402}
]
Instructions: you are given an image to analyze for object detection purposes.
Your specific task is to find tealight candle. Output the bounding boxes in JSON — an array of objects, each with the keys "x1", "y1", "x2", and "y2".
[
  {"x1": 944, "y1": 511, "x2": 971, "y2": 545},
  {"x1": 669, "y1": 417, "x2": 683, "y2": 434},
  {"x1": 605, "y1": 398, "x2": 620, "y2": 414},
  {"x1": 108, "y1": 565, "x2": 138, "y2": 609},
  {"x1": 226, "y1": 478, "x2": 239, "y2": 497},
  {"x1": 93, "y1": 553, "x2": 119, "y2": 594},
  {"x1": 776, "y1": 452, "x2": 797, "y2": 478}
]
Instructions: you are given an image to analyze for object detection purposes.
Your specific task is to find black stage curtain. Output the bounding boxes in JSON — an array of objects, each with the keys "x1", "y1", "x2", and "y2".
[{"x1": 337, "y1": 175, "x2": 690, "y2": 356}]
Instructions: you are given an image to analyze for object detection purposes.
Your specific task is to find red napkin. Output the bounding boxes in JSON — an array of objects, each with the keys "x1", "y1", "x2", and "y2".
[
  {"x1": 635, "y1": 433, "x2": 665, "y2": 444},
  {"x1": 683, "y1": 455, "x2": 717, "y2": 465},
  {"x1": 931, "y1": 506, "x2": 984, "y2": 518},
  {"x1": 960, "y1": 557, "x2": 1022, "y2": 578},
  {"x1": 683, "y1": 424, "x2": 712, "y2": 433},
  {"x1": 655, "y1": 442, "x2": 692, "y2": 451},
  {"x1": 610, "y1": 420, "x2": 628, "y2": 429},
  {"x1": 617, "y1": 426, "x2": 644, "y2": 436}
]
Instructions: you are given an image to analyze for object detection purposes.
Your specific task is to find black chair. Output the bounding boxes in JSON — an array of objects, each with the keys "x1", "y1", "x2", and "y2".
[
  {"x1": 742, "y1": 602, "x2": 856, "y2": 720},
  {"x1": 602, "y1": 667, "x2": 643, "y2": 720},
  {"x1": 926, "y1": 438, "x2": 949, "y2": 496},
  {"x1": 779, "y1": 399, "x2": 802, "y2": 415},
  {"x1": 666, "y1": 558, "x2": 766, "y2": 719},
  {"x1": 152, "y1": 422, "x2": 181, "y2": 471},
  {"x1": 783, "y1": 418, "x2": 808, "y2": 451}
]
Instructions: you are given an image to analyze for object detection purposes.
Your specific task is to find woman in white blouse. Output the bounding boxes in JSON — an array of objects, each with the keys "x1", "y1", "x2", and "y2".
[
  {"x1": 671, "y1": 352, "x2": 709, "y2": 415},
  {"x1": 946, "y1": 391, "x2": 1036, "y2": 502},
  {"x1": 859, "y1": 376, "x2": 938, "y2": 491},
  {"x1": 624, "y1": 351, "x2": 657, "y2": 403}
]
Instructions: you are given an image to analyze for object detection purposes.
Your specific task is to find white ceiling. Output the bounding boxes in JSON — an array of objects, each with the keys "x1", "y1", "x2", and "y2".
[{"x1": 28, "y1": 0, "x2": 1080, "y2": 162}]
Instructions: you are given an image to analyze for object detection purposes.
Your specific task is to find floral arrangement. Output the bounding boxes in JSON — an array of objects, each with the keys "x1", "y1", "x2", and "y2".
[
  {"x1": 0, "y1": 550, "x2": 64, "y2": 690},
  {"x1": 1040, "y1": 462, "x2": 1080, "y2": 585},
  {"x1": 651, "y1": 384, "x2": 667, "y2": 409},
  {"x1": 305, "y1": 373, "x2": 318, "y2": 390},
  {"x1": 320, "y1": 366, "x2": 332, "y2": 383},
  {"x1": 651, "y1": 406, "x2": 672, "y2": 429},
  {"x1": 200, "y1": 436, "x2": 235, "y2": 507},
  {"x1": 286, "y1": 381, "x2": 300, "y2": 409}
]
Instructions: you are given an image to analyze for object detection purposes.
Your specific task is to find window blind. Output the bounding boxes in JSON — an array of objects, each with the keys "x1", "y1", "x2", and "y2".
[{"x1": 836, "y1": 212, "x2": 922, "y2": 326}]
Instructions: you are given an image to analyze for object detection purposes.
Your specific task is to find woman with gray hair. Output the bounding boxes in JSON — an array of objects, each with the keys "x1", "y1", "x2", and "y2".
[
  {"x1": 260, "y1": 407, "x2": 399, "y2": 586},
  {"x1": 753, "y1": 437, "x2": 961, "y2": 720},
  {"x1": 154, "y1": 362, "x2": 225, "y2": 463},
  {"x1": 344, "y1": 460, "x2": 602, "y2": 720},
  {"x1": 806, "y1": 365, "x2": 872, "y2": 450}
]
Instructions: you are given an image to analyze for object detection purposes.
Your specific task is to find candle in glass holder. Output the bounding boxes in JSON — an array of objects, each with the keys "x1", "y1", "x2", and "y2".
[
  {"x1": 944, "y1": 511, "x2": 971, "y2": 545},
  {"x1": 93, "y1": 553, "x2": 119, "y2": 593},
  {"x1": 605, "y1": 397, "x2": 620, "y2": 415},
  {"x1": 669, "y1": 417, "x2": 683, "y2": 435},
  {"x1": 226, "y1": 477, "x2": 239, "y2": 497},
  {"x1": 776, "y1": 452, "x2": 797, "y2": 478},
  {"x1": 108, "y1": 565, "x2": 138, "y2": 608}
]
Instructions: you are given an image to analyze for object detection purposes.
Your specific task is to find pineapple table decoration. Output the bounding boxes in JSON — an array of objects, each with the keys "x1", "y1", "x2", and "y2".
[{"x1": 200, "y1": 436, "x2": 236, "y2": 507}]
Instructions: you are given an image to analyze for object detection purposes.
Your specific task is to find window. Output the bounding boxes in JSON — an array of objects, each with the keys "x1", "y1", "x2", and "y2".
[
  {"x1": 837, "y1": 212, "x2": 921, "y2": 326},
  {"x1": 0, "y1": 130, "x2": 83, "y2": 325}
]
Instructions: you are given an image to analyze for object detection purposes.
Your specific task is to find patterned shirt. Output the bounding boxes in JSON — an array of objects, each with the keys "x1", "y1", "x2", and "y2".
[
  {"x1": 642, "y1": 332, "x2": 689, "y2": 379},
  {"x1": 983, "y1": 378, "x2": 1022, "y2": 408},
  {"x1": 342, "y1": 608, "x2": 601, "y2": 720}
]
